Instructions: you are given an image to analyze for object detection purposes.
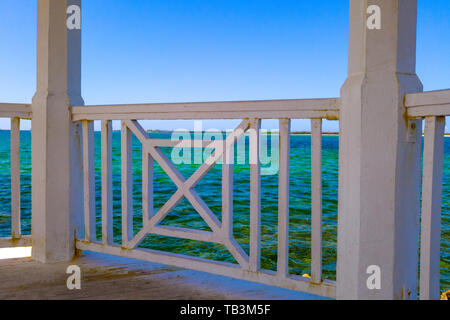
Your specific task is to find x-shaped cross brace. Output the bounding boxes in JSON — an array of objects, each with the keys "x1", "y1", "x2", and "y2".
[{"x1": 122, "y1": 119, "x2": 251, "y2": 268}]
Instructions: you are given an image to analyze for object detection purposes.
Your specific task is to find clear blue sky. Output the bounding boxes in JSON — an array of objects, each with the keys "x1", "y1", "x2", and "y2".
[{"x1": 0, "y1": 0, "x2": 449, "y2": 131}]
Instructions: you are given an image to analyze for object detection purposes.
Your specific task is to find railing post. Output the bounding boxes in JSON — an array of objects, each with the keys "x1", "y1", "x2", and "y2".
[
  {"x1": 31, "y1": 0, "x2": 83, "y2": 262},
  {"x1": 337, "y1": 0, "x2": 423, "y2": 299}
]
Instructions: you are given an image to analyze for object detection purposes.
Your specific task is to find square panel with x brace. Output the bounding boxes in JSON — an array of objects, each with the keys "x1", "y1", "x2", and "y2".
[{"x1": 121, "y1": 119, "x2": 256, "y2": 268}]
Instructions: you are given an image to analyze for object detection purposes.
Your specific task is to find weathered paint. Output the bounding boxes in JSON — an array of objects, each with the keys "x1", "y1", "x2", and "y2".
[
  {"x1": 337, "y1": 0, "x2": 423, "y2": 299},
  {"x1": 0, "y1": 0, "x2": 447, "y2": 300}
]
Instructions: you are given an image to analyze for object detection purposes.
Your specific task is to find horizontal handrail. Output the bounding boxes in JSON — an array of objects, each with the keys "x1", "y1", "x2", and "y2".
[
  {"x1": 405, "y1": 89, "x2": 450, "y2": 117},
  {"x1": 0, "y1": 103, "x2": 32, "y2": 119},
  {"x1": 71, "y1": 98, "x2": 340, "y2": 121}
]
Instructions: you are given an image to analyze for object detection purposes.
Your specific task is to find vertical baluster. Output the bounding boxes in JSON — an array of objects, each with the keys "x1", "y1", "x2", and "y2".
[
  {"x1": 277, "y1": 119, "x2": 291, "y2": 278},
  {"x1": 101, "y1": 120, "x2": 113, "y2": 245},
  {"x1": 10, "y1": 117, "x2": 21, "y2": 239},
  {"x1": 249, "y1": 118, "x2": 261, "y2": 272},
  {"x1": 311, "y1": 119, "x2": 323, "y2": 283},
  {"x1": 142, "y1": 146, "x2": 154, "y2": 227},
  {"x1": 121, "y1": 121, "x2": 133, "y2": 245},
  {"x1": 82, "y1": 120, "x2": 96, "y2": 242},
  {"x1": 222, "y1": 141, "x2": 234, "y2": 238},
  {"x1": 420, "y1": 116, "x2": 445, "y2": 300}
]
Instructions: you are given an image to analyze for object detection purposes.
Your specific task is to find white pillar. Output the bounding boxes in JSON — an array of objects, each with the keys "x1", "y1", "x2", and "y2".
[
  {"x1": 68, "y1": 0, "x2": 85, "y2": 243},
  {"x1": 31, "y1": 0, "x2": 83, "y2": 262},
  {"x1": 337, "y1": 0, "x2": 423, "y2": 299}
]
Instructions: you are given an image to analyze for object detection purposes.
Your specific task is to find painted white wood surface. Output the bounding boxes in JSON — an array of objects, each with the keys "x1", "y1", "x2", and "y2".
[
  {"x1": 142, "y1": 147, "x2": 154, "y2": 227},
  {"x1": 1, "y1": 0, "x2": 447, "y2": 301},
  {"x1": 72, "y1": 99, "x2": 340, "y2": 121},
  {"x1": 10, "y1": 117, "x2": 21, "y2": 239},
  {"x1": 420, "y1": 116, "x2": 445, "y2": 300},
  {"x1": 121, "y1": 121, "x2": 133, "y2": 245},
  {"x1": 31, "y1": 0, "x2": 78, "y2": 262},
  {"x1": 277, "y1": 119, "x2": 290, "y2": 278},
  {"x1": 82, "y1": 120, "x2": 96, "y2": 242},
  {"x1": 0, "y1": 235, "x2": 32, "y2": 249},
  {"x1": 0, "y1": 104, "x2": 32, "y2": 119},
  {"x1": 406, "y1": 89, "x2": 450, "y2": 107},
  {"x1": 101, "y1": 120, "x2": 113, "y2": 245},
  {"x1": 76, "y1": 240, "x2": 336, "y2": 299},
  {"x1": 311, "y1": 119, "x2": 323, "y2": 284},
  {"x1": 406, "y1": 89, "x2": 450, "y2": 117},
  {"x1": 249, "y1": 119, "x2": 262, "y2": 272},
  {"x1": 337, "y1": 0, "x2": 424, "y2": 299}
]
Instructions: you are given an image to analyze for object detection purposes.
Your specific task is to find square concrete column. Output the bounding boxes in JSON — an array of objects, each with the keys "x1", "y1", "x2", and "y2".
[
  {"x1": 31, "y1": 0, "x2": 83, "y2": 262},
  {"x1": 337, "y1": 0, "x2": 423, "y2": 299}
]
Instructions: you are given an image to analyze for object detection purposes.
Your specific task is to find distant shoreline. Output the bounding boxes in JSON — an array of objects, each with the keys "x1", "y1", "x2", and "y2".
[
  {"x1": 3, "y1": 130, "x2": 450, "y2": 136},
  {"x1": 145, "y1": 130, "x2": 341, "y2": 135}
]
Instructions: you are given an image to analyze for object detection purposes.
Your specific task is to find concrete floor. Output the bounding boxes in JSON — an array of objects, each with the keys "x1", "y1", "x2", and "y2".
[{"x1": 0, "y1": 250, "x2": 326, "y2": 300}]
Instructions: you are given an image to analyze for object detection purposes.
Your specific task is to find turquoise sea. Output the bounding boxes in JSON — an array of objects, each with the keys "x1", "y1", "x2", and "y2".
[{"x1": 0, "y1": 130, "x2": 448, "y2": 292}]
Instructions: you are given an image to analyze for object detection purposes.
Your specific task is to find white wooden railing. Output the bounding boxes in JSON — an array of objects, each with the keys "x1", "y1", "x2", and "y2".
[
  {"x1": 0, "y1": 103, "x2": 32, "y2": 248},
  {"x1": 1, "y1": 0, "x2": 447, "y2": 301},
  {"x1": 405, "y1": 89, "x2": 450, "y2": 300},
  {"x1": 72, "y1": 98, "x2": 339, "y2": 298},
  {"x1": 2, "y1": 89, "x2": 449, "y2": 299}
]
